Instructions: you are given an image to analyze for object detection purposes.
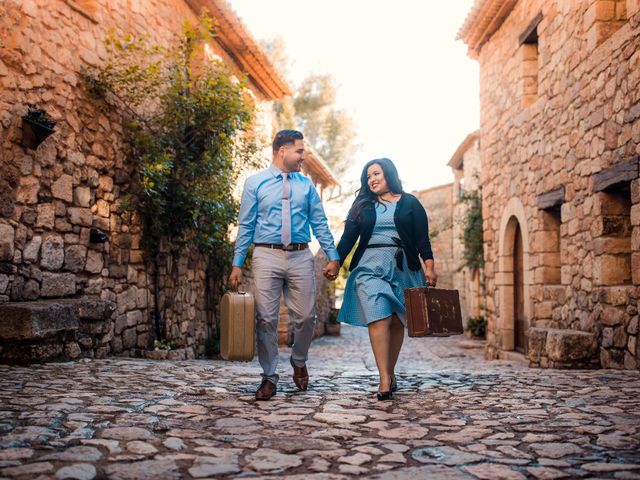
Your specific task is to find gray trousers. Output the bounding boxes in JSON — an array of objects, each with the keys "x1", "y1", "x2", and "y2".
[{"x1": 252, "y1": 247, "x2": 317, "y2": 384}]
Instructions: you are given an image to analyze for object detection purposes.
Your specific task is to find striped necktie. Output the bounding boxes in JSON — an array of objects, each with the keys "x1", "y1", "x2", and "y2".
[{"x1": 281, "y1": 172, "x2": 291, "y2": 247}]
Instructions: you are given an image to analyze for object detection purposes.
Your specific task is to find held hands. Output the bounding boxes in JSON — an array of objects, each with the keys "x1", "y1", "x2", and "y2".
[
  {"x1": 322, "y1": 260, "x2": 340, "y2": 281},
  {"x1": 229, "y1": 266, "x2": 243, "y2": 290}
]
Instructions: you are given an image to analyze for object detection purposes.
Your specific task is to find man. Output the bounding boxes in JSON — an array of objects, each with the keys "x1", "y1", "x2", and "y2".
[{"x1": 229, "y1": 130, "x2": 341, "y2": 401}]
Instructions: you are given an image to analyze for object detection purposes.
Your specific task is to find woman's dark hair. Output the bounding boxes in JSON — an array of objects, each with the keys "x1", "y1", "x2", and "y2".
[{"x1": 347, "y1": 158, "x2": 403, "y2": 221}]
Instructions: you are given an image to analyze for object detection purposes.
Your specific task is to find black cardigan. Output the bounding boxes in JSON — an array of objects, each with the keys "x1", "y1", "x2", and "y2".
[{"x1": 337, "y1": 193, "x2": 434, "y2": 272}]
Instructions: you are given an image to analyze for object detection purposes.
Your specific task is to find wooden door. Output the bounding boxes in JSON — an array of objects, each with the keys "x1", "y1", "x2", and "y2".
[{"x1": 514, "y1": 223, "x2": 527, "y2": 353}]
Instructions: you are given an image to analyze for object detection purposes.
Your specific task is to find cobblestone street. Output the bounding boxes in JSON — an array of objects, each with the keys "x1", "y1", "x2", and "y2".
[{"x1": 1, "y1": 326, "x2": 640, "y2": 480}]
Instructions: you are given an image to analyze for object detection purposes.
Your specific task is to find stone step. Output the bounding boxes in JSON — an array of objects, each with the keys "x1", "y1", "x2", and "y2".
[
  {"x1": 0, "y1": 298, "x2": 115, "y2": 341},
  {"x1": 528, "y1": 327, "x2": 599, "y2": 368}
]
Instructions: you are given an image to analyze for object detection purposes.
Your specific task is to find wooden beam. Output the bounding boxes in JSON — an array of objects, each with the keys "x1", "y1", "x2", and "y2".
[
  {"x1": 537, "y1": 186, "x2": 565, "y2": 210},
  {"x1": 519, "y1": 12, "x2": 542, "y2": 45},
  {"x1": 594, "y1": 156, "x2": 640, "y2": 192}
]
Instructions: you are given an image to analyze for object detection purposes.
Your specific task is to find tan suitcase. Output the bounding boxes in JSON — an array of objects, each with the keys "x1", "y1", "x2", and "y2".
[{"x1": 220, "y1": 291, "x2": 255, "y2": 361}]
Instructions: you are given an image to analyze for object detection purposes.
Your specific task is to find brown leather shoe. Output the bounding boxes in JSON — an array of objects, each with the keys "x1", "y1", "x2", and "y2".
[
  {"x1": 255, "y1": 379, "x2": 277, "y2": 401},
  {"x1": 290, "y1": 357, "x2": 309, "y2": 391}
]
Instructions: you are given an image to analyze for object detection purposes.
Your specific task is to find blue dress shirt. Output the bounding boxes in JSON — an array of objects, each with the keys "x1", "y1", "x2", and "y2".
[{"x1": 232, "y1": 164, "x2": 340, "y2": 267}]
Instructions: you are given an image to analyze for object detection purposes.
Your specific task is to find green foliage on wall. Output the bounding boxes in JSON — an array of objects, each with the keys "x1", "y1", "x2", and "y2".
[
  {"x1": 460, "y1": 188, "x2": 484, "y2": 271},
  {"x1": 83, "y1": 16, "x2": 261, "y2": 341}
]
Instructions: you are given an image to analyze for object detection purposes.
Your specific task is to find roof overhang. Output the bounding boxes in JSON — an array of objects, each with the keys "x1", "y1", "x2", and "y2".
[
  {"x1": 457, "y1": 0, "x2": 518, "y2": 58},
  {"x1": 185, "y1": 0, "x2": 292, "y2": 99},
  {"x1": 447, "y1": 130, "x2": 479, "y2": 169},
  {"x1": 302, "y1": 148, "x2": 340, "y2": 189}
]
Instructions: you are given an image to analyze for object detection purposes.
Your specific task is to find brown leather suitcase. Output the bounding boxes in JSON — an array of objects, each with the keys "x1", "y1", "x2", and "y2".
[
  {"x1": 404, "y1": 287, "x2": 463, "y2": 337},
  {"x1": 220, "y1": 291, "x2": 255, "y2": 361}
]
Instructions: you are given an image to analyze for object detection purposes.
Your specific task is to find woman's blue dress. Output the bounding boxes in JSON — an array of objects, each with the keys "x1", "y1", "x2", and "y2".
[{"x1": 338, "y1": 201, "x2": 427, "y2": 327}]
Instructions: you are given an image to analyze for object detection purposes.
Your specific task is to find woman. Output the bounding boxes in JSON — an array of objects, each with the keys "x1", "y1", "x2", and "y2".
[{"x1": 334, "y1": 158, "x2": 437, "y2": 401}]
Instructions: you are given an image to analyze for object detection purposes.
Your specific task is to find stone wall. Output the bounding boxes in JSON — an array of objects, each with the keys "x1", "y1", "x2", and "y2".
[
  {"x1": 0, "y1": 0, "x2": 274, "y2": 361},
  {"x1": 474, "y1": 1, "x2": 640, "y2": 368},
  {"x1": 413, "y1": 184, "x2": 454, "y2": 289},
  {"x1": 451, "y1": 137, "x2": 483, "y2": 325}
]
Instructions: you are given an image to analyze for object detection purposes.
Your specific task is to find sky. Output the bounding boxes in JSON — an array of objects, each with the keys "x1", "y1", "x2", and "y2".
[{"x1": 227, "y1": 0, "x2": 480, "y2": 194}]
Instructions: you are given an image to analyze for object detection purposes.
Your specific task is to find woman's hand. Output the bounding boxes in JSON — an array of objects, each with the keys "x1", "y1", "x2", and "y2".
[{"x1": 424, "y1": 260, "x2": 437, "y2": 287}]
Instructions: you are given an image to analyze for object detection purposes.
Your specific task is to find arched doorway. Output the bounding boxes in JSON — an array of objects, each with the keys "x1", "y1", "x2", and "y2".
[
  {"x1": 513, "y1": 222, "x2": 526, "y2": 353},
  {"x1": 496, "y1": 197, "x2": 531, "y2": 358}
]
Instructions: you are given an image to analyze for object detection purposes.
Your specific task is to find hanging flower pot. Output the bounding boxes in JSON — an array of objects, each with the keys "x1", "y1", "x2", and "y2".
[{"x1": 21, "y1": 104, "x2": 56, "y2": 150}]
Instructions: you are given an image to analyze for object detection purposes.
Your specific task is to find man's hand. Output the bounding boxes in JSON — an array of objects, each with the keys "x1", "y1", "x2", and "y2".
[
  {"x1": 322, "y1": 260, "x2": 340, "y2": 281},
  {"x1": 229, "y1": 266, "x2": 243, "y2": 290}
]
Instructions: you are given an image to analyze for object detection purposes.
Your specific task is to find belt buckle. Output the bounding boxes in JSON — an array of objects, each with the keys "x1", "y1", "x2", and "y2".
[{"x1": 283, "y1": 244, "x2": 295, "y2": 251}]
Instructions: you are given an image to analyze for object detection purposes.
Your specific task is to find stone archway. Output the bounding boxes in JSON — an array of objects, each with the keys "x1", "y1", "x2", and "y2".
[{"x1": 497, "y1": 197, "x2": 532, "y2": 356}]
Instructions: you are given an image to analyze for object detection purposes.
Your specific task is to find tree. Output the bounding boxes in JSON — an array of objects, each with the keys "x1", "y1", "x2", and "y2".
[{"x1": 261, "y1": 38, "x2": 358, "y2": 177}]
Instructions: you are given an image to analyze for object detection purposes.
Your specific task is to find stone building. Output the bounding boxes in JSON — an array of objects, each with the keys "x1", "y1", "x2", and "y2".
[
  {"x1": 458, "y1": 0, "x2": 640, "y2": 368},
  {"x1": 412, "y1": 183, "x2": 455, "y2": 290},
  {"x1": 0, "y1": 0, "x2": 333, "y2": 363},
  {"x1": 448, "y1": 131, "x2": 484, "y2": 325}
]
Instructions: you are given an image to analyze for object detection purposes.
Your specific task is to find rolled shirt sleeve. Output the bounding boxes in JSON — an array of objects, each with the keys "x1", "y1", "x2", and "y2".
[{"x1": 232, "y1": 180, "x2": 258, "y2": 267}]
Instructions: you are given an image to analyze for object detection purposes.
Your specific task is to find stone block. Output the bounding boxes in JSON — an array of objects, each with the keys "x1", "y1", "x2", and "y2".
[
  {"x1": 631, "y1": 204, "x2": 640, "y2": 226},
  {"x1": 535, "y1": 301, "x2": 553, "y2": 320},
  {"x1": 601, "y1": 306, "x2": 625, "y2": 326},
  {"x1": 126, "y1": 310, "x2": 143, "y2": 327},
  {"x1": 51, "y1": 174, "x2": 73, "y2": 202},
  {"x1": 40, "y1": 234, "x2": 64, "y2": 271},
  {"x1": 527, "y1": 327, "x2": 548, "y2": 363},
  {"x1": 64, "y1": 244, "x2": 87, "y2": 272},
  {"x1": 99, "y1": 176, "x2": 113, "y2": 192},
  {"x1": 96, "y1": 199, "x2": 110, "y2": 218},
  {"x1": 116, "y1": 287, "x2": 138, "y2": 315},
  {"x1": 545, "y1": 328, "x2": 598, "y2": 362},
  {"x1": 68, "y1": 207, "x2": 93, "y2": 227},
  {"x1": 0, "y1": 274, "x2": 9, "y2": 294},
  {"x1": 593, "y1": 255, "x2": 632, "y2": 285},
  {"x1": 16, "y1": 176, "x2": 39, "y2": 204},
  {"x1": 628, "y1": 316, "x2": 639, "y2": 335},
  {"x1": 77, "y1": 298, "x2": 116, "y2": 321},
  {"x1": 74, "y1": 187, "x2": 91, "y2": 207},
  {"x1": 36, "y1": 204, "x2": 55, "y2": 229},
  {"x1": 593, "y1": 236, "x2": 632, "y2": 255},
  {"x1": 0, "y1": 224, "x2": 15, "y2": 261},
  {"x1": 0, "y1": 300, "x2": 79, "y2": 340},
  {"x1": 41, "y1": 272, "x2": 75, "y2": 297},
  {"x1": 122, "y1": 328, "x2": 137, "y2": 349},
  {"x1": 633, "y1": 254, "x2": 640, "y2": 284},
  {"x1": 85, "y1": 250, "x2": 103, "y2": 274},
  {"x1": 613, "y1": 326, "x2": 628, "y2": 348},
  {"x1": 22, "y1": 235, "x2": 42, "y2": 263}
]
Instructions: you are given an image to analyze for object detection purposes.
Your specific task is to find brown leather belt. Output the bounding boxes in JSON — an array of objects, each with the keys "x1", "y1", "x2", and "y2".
[{"x1": 255, "y1": 243, "x2": 309, "y2": 251}]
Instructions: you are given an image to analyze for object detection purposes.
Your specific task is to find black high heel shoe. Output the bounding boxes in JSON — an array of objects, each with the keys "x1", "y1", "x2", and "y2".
[
  {"x1": 391, "y1": 376, "x2": 398, "y2": 392},
  {"x1": 377, "y1": 391, "x2": 393, "y2": 401}
]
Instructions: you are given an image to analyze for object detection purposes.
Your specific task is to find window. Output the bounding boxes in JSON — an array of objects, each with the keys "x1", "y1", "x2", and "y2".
[{"x1": 518, "y1": 13, "x2": 541, "y2": 107}]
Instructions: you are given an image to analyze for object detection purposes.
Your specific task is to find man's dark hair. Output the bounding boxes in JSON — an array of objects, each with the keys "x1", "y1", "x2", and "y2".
[{"x1": 272, "y1": 129, "x2": 304, "y2": 153}]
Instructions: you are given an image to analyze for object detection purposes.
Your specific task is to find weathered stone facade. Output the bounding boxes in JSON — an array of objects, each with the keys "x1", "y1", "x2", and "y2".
[
  {"x1": 459, "y1": 0, "x2": 640, "y2": 368},
  {"x1": 412, "y1": 184, "x2": 454, "y2": 289},
  {"x1": 0, "y1": 0, "x2": 290, "y2": 362},
  {"x1": 449, "y1": 132, "x2": 484, "y2": 326}
]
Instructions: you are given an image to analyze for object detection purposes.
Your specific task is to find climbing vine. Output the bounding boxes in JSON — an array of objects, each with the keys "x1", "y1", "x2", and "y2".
[
  {"x1": 83, "y1": 16, "x2": 260, "y2": 340},
  {"x1": 460, "y1": 188, "x2": 484, "y2": 270}
]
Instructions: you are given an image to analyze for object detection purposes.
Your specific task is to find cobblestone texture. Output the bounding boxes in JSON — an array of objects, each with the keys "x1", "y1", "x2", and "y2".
[{"x1": 1, "y1": 326, "x2": 640, "y2": 479}]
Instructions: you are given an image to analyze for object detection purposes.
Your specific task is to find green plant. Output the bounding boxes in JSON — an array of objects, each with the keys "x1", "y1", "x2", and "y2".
[
  {"x1": 466, "y1": 315, "x2": 486, "y2": 338},
  {"x1": 154, "y1": 339, "x2": 186, "y2": 350},
  {"x1": 83, "y1": 16, "x2": 261, "y2": 341},
  {"x1": 459, "y1": 188, "x2": 484, "y2": 271}
]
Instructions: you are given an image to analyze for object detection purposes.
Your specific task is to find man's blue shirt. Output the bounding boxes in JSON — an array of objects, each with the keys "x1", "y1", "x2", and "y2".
[{"x1": 232, "y1": 164, "x2": 340, "y2": 267}]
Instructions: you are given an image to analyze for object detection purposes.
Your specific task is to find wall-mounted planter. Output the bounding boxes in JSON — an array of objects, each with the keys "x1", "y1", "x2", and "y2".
[{"x1": 21, "y1": 105, "x2": 56, "y2": 150}]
